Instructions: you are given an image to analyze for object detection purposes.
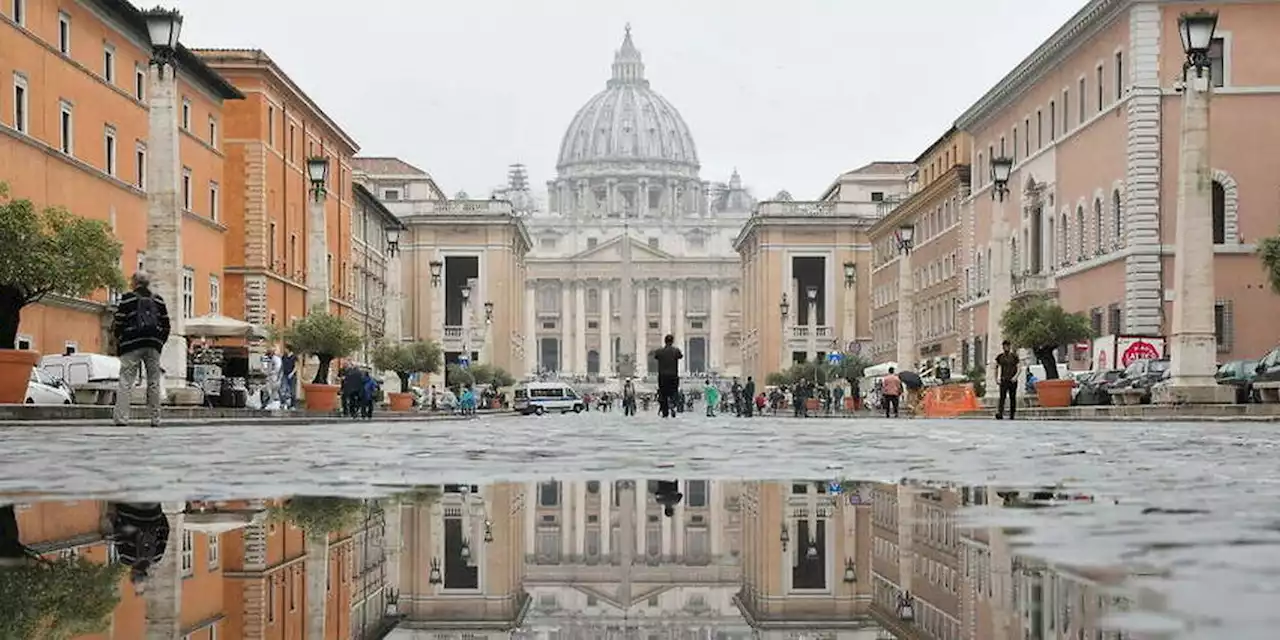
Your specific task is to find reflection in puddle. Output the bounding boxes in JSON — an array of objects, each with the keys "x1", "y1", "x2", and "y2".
[{"x1": 0, "y1": 481, "x2": 1187, "y2": 639}]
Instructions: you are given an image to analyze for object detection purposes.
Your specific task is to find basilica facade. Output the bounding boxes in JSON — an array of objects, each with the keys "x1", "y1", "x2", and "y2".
[{"x1": 521, "y1": 27, "x2": 754, "y2": 382}]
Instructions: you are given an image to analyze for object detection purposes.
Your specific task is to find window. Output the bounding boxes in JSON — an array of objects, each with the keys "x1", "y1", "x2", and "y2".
[
  {"x1": 12, "y1": 73, "x2": 28, "y2": 133},
  {"x1": 1035, "y1": 110, "x2": 1042, "y2": 149},
  {"x1": 102, "y1": 44, "x2": 115, "y2": 83},
  {"x1": 11, "y1": 0, "x2": 24, "y2": 26},
  {"x1": 209, "y1": 275, "x2": 220, "y2": 314},
  {"x1": 63, "y1": 341, "x2": 78, "y2": 355},
  {"x1": 181, "y1": 530, "x2": 194, "y2": 576},
  {"x1": 538, "y1": 481, "x2": 560, "y2": 506},
  {"x1": 57, "y1": 11, "x2": 70, "y2": 54},
  {"x1": 181, "y1": 267, "x2": 194, "y2": 318},
  {"x1": 1094, "y1": 198, "x2": 1104, "y2": 253},
  {"x1": 136, "y1": 250, "x2": 145, "y2": 272},
  {"x1": 1113, "y1": 189, "x2": 1122, "y2": 246},
  {"x1": 266, "y1": 105, "x2": 275, "y2": 147},
  {"x1": 1062, "y1": 88, "x2": 1070, "y2": 131},
  {"x1": 104, "y1": 126, "x2": 117, "y2": 176},
  {"x1": 207, "y1": 532, "x2": 220, "y2": 569},
  {"x1": 1078, "y1": 78, "x2": 1086, "y2": 124},
  {"x1": 209, "y1": 181, "x2": 219, "y2": 221},
  {"x1": 15, "y1": 335, "x2": 32, "y2": 350},
  {"x1": 135, "y1": 143, "x2": 146, "y2": 189},
  {"x1": 383, "y1": 188, "x2": 400, "y2": 200},
  {"x1": 1115, "y1": 51, "x2": 1125, "y2": 99},
  {"x1": 181, "y1": 97, "x2": 191, "y2": 130},
  {"x1": 1023, "y1": 117, "x2": 1030, "y2": 156},
  {"x1": 134, "y1": 65, "x2": 145, "y2": 100},
  {"x1": 1108, "y1": 303, "x2": 1122, "y2": 334},
  {"x1": 1096, "y1": 64, "x2": 1105, "y2": 111},
  {"x1": 58, "y1": 101, "x2": 73, "y2": 154},
  {"x1": 1049, "y1": 100, "x2": 1056, "y2": 140},
  {"x1": 1209, "y1": 38, "x2": 1225, "y2": 88},
  {"x1": 1214, "y1": 300, "x2": 1234, "y2": 352},
  {"x1": 288, "y1": 125, "x2": 295, "y2": 161},
  {"x1": 1211, "y1": 180, "x2": 1226, "y2": 244},
  {"x1": 871, "y1": 191, "x2": 885, "y2": 202},
  {"x1": 267, "y1": 578, "x2": 276, "y2": 622},
  {"x1": 269, "y1": 222, "x2": 277, "y2": 268},
  {"x1": 1011, "y1": 128, "x2": 1018, "y2": 162},
  {"x1": 181, "y1": 167, "x2": 192, "y2": 210},
  {"x1": 586, "y1": 237, "x2": 598, "y2": 249},
  {"x1": 208, "y1": 116, "x2": 218, "y2": 148},
  {"x1": 1076, "y1": 206, "x2": 1086, "y2": 258}
]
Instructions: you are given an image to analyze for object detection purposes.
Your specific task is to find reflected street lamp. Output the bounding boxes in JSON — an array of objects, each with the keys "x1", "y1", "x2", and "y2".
[
  {"x1": 779, "y1": 523, "x2": 790, "y2": 550},
  {"x1": 779, "y1": 294, "x2": 790, "y2": 319},
  {"x1": 429, "y1": 260, "x2": 443, "y2": 287},
  {"x1": 428, "y1": 558, "x2": 443, "y2": 584},
  {"x1": 484, "y1": 301, "x2": 494, "y2": 323},
  {"x1": 484, "y1": 520, "x2": 494, "y2": 543},
  {"x1": 897, "y1": 592, "x2": 915, "y2": 622},
  {"x1": 460, "y1": 284, "x2": 471, "y2": 305}
]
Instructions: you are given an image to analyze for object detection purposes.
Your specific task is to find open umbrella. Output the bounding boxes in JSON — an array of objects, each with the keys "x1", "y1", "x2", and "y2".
[
  {"x1": 898, "y1": 371, "x2": 924, "y2": 390},
  {"x1": 184, "y1": 314, "x2": 267, "y2": 339}
]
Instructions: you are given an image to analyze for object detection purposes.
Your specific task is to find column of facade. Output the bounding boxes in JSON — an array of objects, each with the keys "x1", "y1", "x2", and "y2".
[
  {"x1": 667, "y1": 180, "x2": 678, "y2": 217},
  {"x1": 524, "y1": 283, "x2": 537, "y2": 375},
  {"x1": 674, "y1": 282, "x2": 687, "y2": 374},
  {"x1": 560, "y1": 284, "x2": 573, "y2": 374},
  {"x1": 636, "y1": 284, "x2": 648, "y2": 376},
  {"x1": 660, "y1": 501, "x2": 673, "y2": 557},
  {"x1": 896, "y1": 251, "x2": 915, "y2": 370},
  {"x1": 573, "y1": 481, "x2": 587, "y2": 558},
  {"x1": 634, "y1": 480, "x2": 647, "y2": 555},
  {"x1": 639, "y1": 179, "x2": 649, "y2": 218},
  {"x1": 709, "y1": 282, "x2": 723, "y2": 372},
  {"x1": 600, "y1": 480, "x2": 613, "y2": 557},
  {"x1": 524, "y1": 481, "x2": 537, "y2": 555},
  {"x1": 144, "y1": 504, "x2": 184, "y2": 640},
  {"x1": 575, "y1": 283, "x2": 588, "y2": 374},
  {"x1": 560, "y1": 481, "x2": 574, "y2": 557},
  {"x1": 708, "y1": 481, "x2": 722, "y2": 557},
  {"x1": 600, "y1": 284, "x2": 613, "y2": 376},
  {"x1": 660, "y1": 284, "x2": 673, "y2": 340},
  {"x1": 674, "y1": 480, "x2": 686, "y2": 558}
]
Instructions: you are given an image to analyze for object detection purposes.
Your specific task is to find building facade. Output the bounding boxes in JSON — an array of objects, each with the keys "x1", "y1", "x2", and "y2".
[
  {"x1": 523, "y1": 27, "x2": 752, "y2": 382},
  {"x1": 735, "y1": 164, "x2": 913, "y2": 380},
  {"x1": 868, "y1": 130, "x2": 972, "y2": 372},
  {"x1": 956, "y1": 0, "x2": 1280, "y2": 375},
  {"x1": 193, "y1": 49, "x2": 360, "y2": 339},
  {"x1": 350, "y1": 182, "x2": 405, "y2": 364},
  {"x1": 2, "y1": 0, "x2": 239, "y2": 355},
  {"x1": 355, "y1": 157, "x2": 531, "y2": 378}
]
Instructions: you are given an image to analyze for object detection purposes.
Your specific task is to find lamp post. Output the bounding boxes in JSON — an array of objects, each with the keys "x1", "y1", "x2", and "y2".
[
  {"x1": 141, "y1": 6, "x2": 188, "y2": 394},
  {"x1": 779, "y1": 294, "x2": 792, "y2": 371},
  {"x1": 805, "y1": 285, "x2": 819, "y2": 364},
  {"x1": 895, "y1": 223, "x2": 916, "y2": 372},
  {"x1": 305, "y1": 156, "x2": 331, "y2": 314},
  {"x1": 842, "y1": 261, "x2": 858, "y2": 361},
  {"x1": 1156, "y1": 9, "x2": 1232, "y2": 404},
  {"x1": 384, "y1": 227, "x2": 404, "y2": 343},
  {"x1": 984, "y1": 156, "x2": 1015, "y2": 401},
  {"x1": 480, "y1": 300, "x2": 494, "y2": 365},
  {"x1": 843, "y1": 558, "x2": 857, "y2": 583}
]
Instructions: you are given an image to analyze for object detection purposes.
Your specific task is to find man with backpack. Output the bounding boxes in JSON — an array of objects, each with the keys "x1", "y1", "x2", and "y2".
[
  {"x1": 112, "y1": 271, "x2": 172, "y2": 427},
  {"x1": 105, "y1": 502, "x2": 171, "y2": 593}
]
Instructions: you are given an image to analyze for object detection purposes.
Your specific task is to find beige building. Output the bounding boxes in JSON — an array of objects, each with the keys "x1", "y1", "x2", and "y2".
[
  {"x1": 956, "y1": 0, "x2": 1280, "y2": 379},
  {"x1": 868, "y1": 130, "x2": 973, "y2": 372},
  {"x1": 354, "y1": 157, "x2": 532, "y2": 377},
  {"x1": 735, "y1": 163, "x2": 914, "y2": 379},
  {"x1": 349, "y1": 182, "x2": 406, "y2": 364}
]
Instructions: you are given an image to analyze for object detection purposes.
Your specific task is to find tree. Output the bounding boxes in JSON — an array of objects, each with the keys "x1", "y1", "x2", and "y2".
[
  {"x1": 281, "y1": 313, "x2": 364, "y2": 384},
  {"x1": 469, "y1": 363, "x2": 516, "y2": 388},
  {"x1": 272, "y1": 497, "x2": 365, "y2": 537},
  {"x1": 0, "y1": 183, "x2": 124, "y2": 350},
  {"x1": 765, "y1": 371, "x2": 790, "y2": 386},
  {"x1": 1000, "y1": 293, "x2": 1095, "y2": 380},
  {"x1": 1259, "y1": 234, "x2": 1280, "y2": 294},
  {"x1": 830, "y1": 354, "x2": 870, "y2": 388},
  {"x1": 446, "y1": 363, "x2": 473, "y2": 388},
  {"x1": 372, "y1": 340, "x2": 443, "y2": 393}
]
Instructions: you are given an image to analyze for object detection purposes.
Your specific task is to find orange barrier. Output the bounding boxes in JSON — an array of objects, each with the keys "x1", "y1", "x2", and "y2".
[{"x1": 921, "y1": 383, "x2": 981, "y2": 417}]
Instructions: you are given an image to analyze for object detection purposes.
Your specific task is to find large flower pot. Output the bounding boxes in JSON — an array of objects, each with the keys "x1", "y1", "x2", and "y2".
[
  {"x1": 388, "y1": 391, "x2": 414, "y2": 412},
  {"x1": 301, "y1": 383, "x2": 339, "y2": 413},
  {"x1": 0, "y1": 349, "x2": 39, "y2": 404},
  {"x1": 1035, "y1": 379, "x2": 1075, "y2": 408}
]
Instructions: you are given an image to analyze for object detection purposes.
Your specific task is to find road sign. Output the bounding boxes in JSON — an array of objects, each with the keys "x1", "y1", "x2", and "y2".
[
  {"x1": 457, "y1": 356, "x2": 470, "y2": 368},
  {"x1": 827, "y1": 352, "x2": 843, "y2": 365},
  {"x1": 828, "y1": 481, "x2": 843, "y2": 494}
]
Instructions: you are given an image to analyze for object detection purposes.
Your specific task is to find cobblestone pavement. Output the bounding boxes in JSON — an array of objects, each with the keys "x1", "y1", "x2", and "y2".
[{"x1": 2, "y1": 411, "x2": 1278, "y2": 637}]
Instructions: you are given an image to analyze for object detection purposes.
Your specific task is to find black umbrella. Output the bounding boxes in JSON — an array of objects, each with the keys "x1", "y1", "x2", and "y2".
[{"x1": 898, "y1": 371, "x2": 924, "y2": 390}]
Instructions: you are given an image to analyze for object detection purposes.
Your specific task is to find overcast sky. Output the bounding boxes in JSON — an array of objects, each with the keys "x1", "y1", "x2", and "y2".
[{"x1": 174, "y1": 0, "x2": 1083, "y2": 200}]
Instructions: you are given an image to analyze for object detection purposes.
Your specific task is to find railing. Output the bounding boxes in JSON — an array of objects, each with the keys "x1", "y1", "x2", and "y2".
[
  {"x1": 1011, "y1": 273, "x2": 1056, "y2": 298},
  {"x1": 523, "y1": 561, "x2": 740, "y2": 584},
  {"x1": 755, "y1": 201, "x2": 836, "y2": 217},
  {"x1": 385, "y1": 199, "x2": 515, "y2": 217},
  {"x1": 790, "y1": 326, "x2": 835, "y2": 339}
]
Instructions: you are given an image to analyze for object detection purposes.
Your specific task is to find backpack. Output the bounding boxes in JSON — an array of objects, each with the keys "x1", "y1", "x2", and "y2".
[{"x1": 133, "y1": 294, "x2": 161, "y2": 334}]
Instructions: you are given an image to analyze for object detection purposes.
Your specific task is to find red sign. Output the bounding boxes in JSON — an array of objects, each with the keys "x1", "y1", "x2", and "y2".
[{"x1": 1121, "y1": 340, "x2": 1161, "y2": 367}]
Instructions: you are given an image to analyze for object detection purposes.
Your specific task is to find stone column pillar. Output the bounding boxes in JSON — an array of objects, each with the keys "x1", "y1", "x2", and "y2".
[
  {"x1": 601, "y1": 480, "x2": 613, "y2": 557},
  {"x1": 639, "y1": 179, "x2": 649, "y2": 218},
  {"x1": 573, "y1": 481, "x2": 587, "y2": 557},
  {"x1": 896, "y1": 485, "x2": 914, "y2": 596},
  {"x1": 709, "y1": 282, "x2": 723, "y2": 372},
  {"x1": 666, "y1": 180, "x2": 678, "y2": 217},
  {"x1": 843, "y1": 267, "x2": 858, "y2": 355},
  {"x1": 382, "y1": 499, "x2": 404, "y2": 601},
  {"x1": 1155, "y1": 68, "x2": 1232, "y2": 404},
  {"x1": 525, "y1": 481, "x2": 537, "y2": 555},
  {"x1": 896, "y1": 250, "x2": 915, "y2": 371},
  {"x1": 660, "y1": 284, "x2": 673, "y2": 339},
  {"x1": 708, "y1": 482, "x2": 722, "y2": 557},
  {"x1": 607, "y1": 178, "x2": 618, "y2": 216},
  {"x1": 145, "y1": 65, "x2": 188, "y2": 388},
  {"x1": 525, "y1": 283, "x2": 537, "y2": 376},
  {"x1": 304, "y1": 532, "x2": 329, "y2": 640},
  {"x1": 386, "y1": 251, "x2": 404, "y2": 343},
  {"x1": 144, "y1": 503, "x2": 184, "y2": 640},
  {"x1": 674, "y1": 282, "x2": 687, "y2": 373},
  {"x1": 673, "y1": 479, "x2": 686, "y2": 558},
  {"x1": 575, "y1": 283, "x2": 588, "y2": 375},
  {"x1": 635, "y1": 285, "x2": 648, "y2": 377},
  {"x1": 560, "y1": 284, "x2": 572, "y2": 374},
  {"x1": 431, "y1": 252, "x2": 445, "y2": 343},
  {"x1": 660, "y1": 502, "x2": 673, "y2": 558},
  {"x1": 600, "y1": 284, "x2": 613, "y2": 376},
  {"x1": 306, "y1": 189, "x2": 330, "y2": 315},
  {"x1": 780, "y1": 297, "x2": 792, "y2": 372},
  {"x1": 985, "y1": 217, "x2": 1011, "y2": 401},
  {"x1": 634, "y1": 481, "x2": 647, "y2": 555},
  {"x1": 560, "y1": 481, "x2": 573, "y2": 557}
]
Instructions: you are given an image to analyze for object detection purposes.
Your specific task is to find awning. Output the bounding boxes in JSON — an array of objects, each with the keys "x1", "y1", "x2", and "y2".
[{"x1": 184, "y1": 314, "x2": 268, "y2": 339}]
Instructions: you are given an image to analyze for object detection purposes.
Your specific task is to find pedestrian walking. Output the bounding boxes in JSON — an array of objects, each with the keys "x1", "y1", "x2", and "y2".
[
  {"x1": 704, "y1": 380, "x2": 720, "y2": 417},
  {"x1": 652, "y1": 334, "x2": 683, "y2": 418},
  {"x1": 995, "y1": 340, "x2": 1020, "y2": 420},
  {"x1": 622, "y1": 378, "x2": 637, "y2": 416},
  {"x1": 881, "y1": 368, "x2": 903, "y2": 418},
  {"x1": 341, "y1": 364, "x2": 364, "y2": 418},
  {"x1": 742, "y1": 376, "x2": 756, "y2": 417},
  {"x1": 279, "y1": 346, "x2": 298, "y2": 410},
  {"x1": 112, "y1": 271, "x2": 171, "y2": 427}
]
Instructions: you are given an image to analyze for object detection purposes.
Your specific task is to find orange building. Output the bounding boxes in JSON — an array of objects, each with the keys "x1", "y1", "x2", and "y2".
[
  {"x1": 1, "y1": 0, "x2": 241, "y2": 356},
  {"x1": 190, "y1": 49, "x2": 360, "y2": 338}
]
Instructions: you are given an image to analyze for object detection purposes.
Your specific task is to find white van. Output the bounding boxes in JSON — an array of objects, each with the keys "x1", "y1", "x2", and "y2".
[{"x1": 513, "y1": 381, "x2": 586, "y2": 415}]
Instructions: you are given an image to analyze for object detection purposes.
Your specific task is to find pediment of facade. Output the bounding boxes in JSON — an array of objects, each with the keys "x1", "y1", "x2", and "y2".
[{"x1": 567, "y1": 236, "x2": 677, "y2": 263}]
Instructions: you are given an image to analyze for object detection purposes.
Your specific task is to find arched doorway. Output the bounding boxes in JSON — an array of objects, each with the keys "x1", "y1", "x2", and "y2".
[
  {"x1": 587, "y1": 350, "x2": 600, "y2": 376},
  {"x1": 688, "y1": 337, "x2": 707, "y2": 374}
]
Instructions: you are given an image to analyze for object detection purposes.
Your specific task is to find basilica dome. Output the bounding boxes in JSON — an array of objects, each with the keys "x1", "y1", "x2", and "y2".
[{"x1": 556, "y1": 26, "x2": 700, "y2": 173}]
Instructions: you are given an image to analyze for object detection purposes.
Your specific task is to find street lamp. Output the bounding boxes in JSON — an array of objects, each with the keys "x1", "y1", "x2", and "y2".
[
  {"x1": 779, "y1": 294, "x2": 790, "y2": 319},
  {"x1": 306, "y1": 156, "x2": 329, "y2": 200},
  {"x1": 896, "y1": 592, "x2": 915, "y2": 622},
  {"x1": 843, "y1": 558, "x2": 857, "y2": 583},
  {"x1": 386, "y1": 226, "x2": 401, "y2": 257},
  {"x1": 894, "y1": 224, "x2": 915, "y2": 254},
  {"x1": 843, "y1": 261, "x2": 857, "y2": 288},
  {"x1": 483, "y1": 520, "x2": 494, "y2": 543},
  {"x1": 141, "y1": 7, "x2": 182, "y2": 72},
  {"x1": 428, "y1": 558, "x2": 443, "y2": 584},
  {"x1": 429, "y1": 260, "x2": 443, "y2": 287},
  {"x1": 990, "y1": 156, "x2": 1014, "y2": 202},
  {"x1": 484, "y1": 301, "x2": 494, "y2": 323},
  {"x1": 460, "y1": 539, "x2": 472, "y2": 561},
  {"x1": 779, "y1": 523, "x2": 790, "y2": 550},
  {"x1": 1179, "y1": 9, "x2": 1219, "y2": 75}
]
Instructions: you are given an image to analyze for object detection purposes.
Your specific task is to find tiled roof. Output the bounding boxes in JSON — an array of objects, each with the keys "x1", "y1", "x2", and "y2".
[
  {"x1": 352, "y1": 157, "x2": 428, "y2": 176},
  {"x1": 844, "y1": 161, "x2": 917, "y2": 176}
]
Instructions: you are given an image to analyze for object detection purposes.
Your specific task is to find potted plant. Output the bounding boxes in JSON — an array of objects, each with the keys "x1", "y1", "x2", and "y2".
[
  {"x1": 0, "y1": 184, "x2": 123, "y2": 403},
  {"x1": 1000, "y1": 293, "x2": 1096, "y2": 408},
  {"x1": 280, "y1": 312, "x2": 363, "y2": 413},
  {"x1": 372, "y1": 340, "x2": 442, "y2": 411}
]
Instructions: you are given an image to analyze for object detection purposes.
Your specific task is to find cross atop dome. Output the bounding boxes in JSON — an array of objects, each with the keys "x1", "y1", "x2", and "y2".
[{"x1": 610, "y1": 23, "x2": 647, "y2": 88}]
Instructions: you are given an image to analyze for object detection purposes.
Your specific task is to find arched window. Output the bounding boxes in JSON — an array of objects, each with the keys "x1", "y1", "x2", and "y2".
[
  {"x1": 1059, "y1": 212, "x2": 1068, "y2": 265},
  {"x1": 1112, "y1": 189, "x2": 1122, "y2": 248},
  {"x1": 985, "y1": 248, "x2": 992, "y2": 291},
  {"x1": 729, "y1": 287, "x2": 741, "y2": 312},
  {"x1": 689, "y1": 285, "x2": 708, "y2": 313},
  {"x1": 647, "y1": 287, "x2": 660, "y2": 312},
  {"x1": 586, "y1": 288, "x2": 600, "y2": 314},
  {"x1": 537, "y1": 287, "x2": 557, "y2": 312},
  {"x1": 1047, "y1": 216, "x2": 1056, "y2": 267},
  {"x1": 1094, "y1": 197, "x2": 1104, "y2": 254},
  {"x1": 1212, "y1": 180, "x2": 1226, "y2": 244},
  {"x1": 1076, "y1": 205, "x2": 1086, "y2": 259},
  {"x1": 1011, "y1": 236, "x2": 1019, "y2": 274}
]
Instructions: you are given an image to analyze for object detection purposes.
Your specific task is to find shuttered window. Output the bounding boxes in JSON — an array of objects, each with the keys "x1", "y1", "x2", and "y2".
[{"x1": 1214, "y1": 300, "x2": 1234, "y2": 353}]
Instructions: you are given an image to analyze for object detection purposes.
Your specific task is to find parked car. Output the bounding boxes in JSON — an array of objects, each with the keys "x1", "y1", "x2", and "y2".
[
  {"x1": 26, "y1": 368, "x2": 73, "y2": 405},
  {"x1": 1073, "y1": 369, "x2": 1124, "y2": 406},
  {"x1": 1107, "y1": 358, "x2": 1170, "y2": 404},
  {"x1": 1215, "y1": 359, "x2": 1259, "y2": 404}
]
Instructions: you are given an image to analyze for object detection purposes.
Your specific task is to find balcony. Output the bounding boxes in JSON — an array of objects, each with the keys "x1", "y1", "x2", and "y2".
[
  {"x1": 523, "y1": 560, "x2": 740, "y2": 584},
  {"x1": 442, "y1": 325, "x2": 486, "y2": 352},
  {"x1": 384, "y1": 198, "x2": 515, "y2": 218},
  {"x1": 755, "y1": 201, "x2": 836, "y2": 217},
  {"x1": 1011, "y1": 273, "x2": 1057, "y2": 300}
]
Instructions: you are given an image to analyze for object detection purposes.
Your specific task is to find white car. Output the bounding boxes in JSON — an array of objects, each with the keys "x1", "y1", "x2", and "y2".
[{"x1": 27, "y1": 368, "x2": 73, "y2": 405}]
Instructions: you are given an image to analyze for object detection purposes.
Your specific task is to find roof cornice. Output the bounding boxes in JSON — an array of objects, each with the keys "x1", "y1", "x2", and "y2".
[
  {"x1": 868, "y1": 165, "x2": 971, "y2": 237},
  {"x1": 955, "y1": 0, "x2": 1129, "y2": 133},
  {"x1": 352, "y1": 183, "x2": 403, "y2": 229}
]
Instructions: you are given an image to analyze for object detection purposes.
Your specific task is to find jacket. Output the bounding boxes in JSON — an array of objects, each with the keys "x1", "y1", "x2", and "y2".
[
  {"x1": 112, "y1": 289, "x2": 171, "y2": 355},
  {"x1": 111, "y1": 503, "x2": 169, "y2": 568}
]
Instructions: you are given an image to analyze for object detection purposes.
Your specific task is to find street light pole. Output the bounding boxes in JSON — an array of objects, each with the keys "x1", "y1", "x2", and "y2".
[
  {"x1": 142, "y1": 7, "x2": 187, "y2": 391},
  {"x1": 1156, "y1": 9, "x2": 1233, "y2": 404},
  {"x1": 985, "y1": 157, "x2": 1015, "y2": 401},
  {"x1": 460, "y1": 283, "x2": 472, "y2": 364},
  {"x1": 779, "y1": 294, "x2": 791, "y2": 372},
  {"x1": 305, "y1": 156, "x2": 330, "y2": 314},
  {"x1": 895, "y1": 224, "x2": 916, "y2": 372},
  {"x1": 805, "y1": 285, "x2": 819, "y2": 363}
]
